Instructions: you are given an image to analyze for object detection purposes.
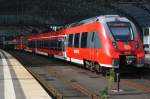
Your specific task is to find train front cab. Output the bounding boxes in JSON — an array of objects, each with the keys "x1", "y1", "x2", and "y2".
[
  {"x1": 65, "y1": 15, "x2": 145, "y2": 73},
  {"x1": 97, "y1": 16, "x2": 145, "y2": 71}
]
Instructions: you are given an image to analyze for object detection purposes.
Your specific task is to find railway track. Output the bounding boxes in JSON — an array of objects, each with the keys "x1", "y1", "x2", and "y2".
[
  {"x1": 8, "y1": 50, "x2": 150, "y2": 99},
  {"x1": 9, "y1": 51, "x2": 100, "y2": 99}
]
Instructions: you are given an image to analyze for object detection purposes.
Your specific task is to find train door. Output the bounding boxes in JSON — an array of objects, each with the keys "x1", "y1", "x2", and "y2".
[
  {"x1": 90, "y1": 32, "x2": 95, "y2": 61},
  {"x1": 63, "y1": 36, "x2": 67, "y2": 52},
  {"x1": 89, "y1": 32, "x2": 100, "y2": 61},
  {"x1": 35, "y1": 39, "x2": 37, "y2": 53},
  {"x1": 73, "y1": 33, "x2": 80, "y2": 59},
  {"x1": 86, "y1": 32, "x2": 101, "y2": 71},
  {"x1": 85, "y1": 32, "x2": 96, "y2": 70},
  {"x1": 63, "y1": 36, "x2": 67, "y2": 58},
  {"x1": 66, "y1": 34, "x2": 74, "y2": 61}
]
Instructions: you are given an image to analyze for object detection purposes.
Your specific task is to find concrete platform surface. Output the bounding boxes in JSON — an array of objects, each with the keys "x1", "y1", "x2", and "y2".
[{"x1": 0, "y1": 49, "x2": 52, "y2": 99}]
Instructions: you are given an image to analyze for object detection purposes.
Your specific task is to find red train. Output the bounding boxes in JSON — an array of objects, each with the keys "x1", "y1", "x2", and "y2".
[
  {"x1": 14, "y1": 15, "x2": 145, "y2": 73},
  {"x1": 12, "y1": 35, "x2": 28, "y2": 50}
]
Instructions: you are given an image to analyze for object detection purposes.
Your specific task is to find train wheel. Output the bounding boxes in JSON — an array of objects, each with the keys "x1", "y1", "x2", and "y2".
[
  {"x1": 84, "y1": 60, "x2": 88, "y2": 69},
  {"x1": 84, "y1": 60, "x2": 91, "y2": 70},
  {"x1": 89, "y1": 62, "x2": 95, "y2": 72},
  {"x1": 83, "y1": 60, "x2": 86, "y2": 69},
  {"x1": 48, "y1": 54, "x2": 54, "y2": 58},
  {"x1": 32, "y1": 51, "x2": 36, "y2": 55},
  {"x1": 83, "y1": 60, "x2": 87, "y2": 69},
  {"x1": 100, "y1": 66, "x2": 107, "y2": 76},
  {"x1": 95, "y1": 63, "x2": 102, "y2": 73},
  {"x1": 96, "y1": 65, "x2": 101, "y2": 73}
]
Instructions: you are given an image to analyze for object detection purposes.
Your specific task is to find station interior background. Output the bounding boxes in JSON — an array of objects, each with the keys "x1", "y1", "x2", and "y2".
[{"x1": 0, "y1": 0, "x2": 149, "y2": 53}]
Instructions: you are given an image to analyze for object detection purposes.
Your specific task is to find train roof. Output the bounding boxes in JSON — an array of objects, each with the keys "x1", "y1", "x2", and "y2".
[{"x1": 65, "y1": 15, "x2": 130, "y2": 28}]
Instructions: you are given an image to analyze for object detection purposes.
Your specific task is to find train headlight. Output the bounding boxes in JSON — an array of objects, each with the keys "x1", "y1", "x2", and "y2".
[
  {"x1": 135, "y1": 41, "x2": 139, "y2": 48},
  {"x1": 112, "y1": 42, "x2": 118, "y2": 49}
]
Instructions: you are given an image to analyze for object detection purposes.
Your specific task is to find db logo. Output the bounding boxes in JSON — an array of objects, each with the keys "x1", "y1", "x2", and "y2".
[
  {"x1": 74, "y1": 50, "x2": 79, "y2": 54},
  {"x1": 124, "y1": 45, "x2": 131, "y2": 50}
]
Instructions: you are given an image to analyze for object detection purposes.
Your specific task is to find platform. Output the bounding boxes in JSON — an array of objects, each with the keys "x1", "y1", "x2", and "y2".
[
  {"x1": 0, "y1": 49, "x2": 51, "y2": 99},
  {"x1": 8, "y1": 50, "x2": 150, "y2": 99}
]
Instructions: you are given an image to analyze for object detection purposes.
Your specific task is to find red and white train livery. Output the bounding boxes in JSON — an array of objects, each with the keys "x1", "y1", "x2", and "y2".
[{"x1": 14, "y1": 15, "x2": 145, "y2": 72}]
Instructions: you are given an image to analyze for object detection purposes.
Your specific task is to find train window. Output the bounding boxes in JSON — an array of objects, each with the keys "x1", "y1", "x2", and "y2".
[
  {"x1": 48, "y1": 40, "x2": 50, "y2": 49},
  {"x1": 108, "y1": 22, "x2": 133, "y2": 41},
  {"x1": 30, "y1": 41, "x2": 33, "y2": 48},
  {"x1": 40, "y1": 40, "x2": 43, "y2": 48},
  {"x1": 55, "y1": 40, "x2": 58, "y2": 50},
  {"x1": 74, "y1": 33, "x2": 80, "y2": 48},
  {"x1": 143, "y1": 44, "x2": 149, "y2": 48},
  {"x1": 81, "y1": 32, "x2": 88, "y2": 48},
  {"x1": 51, "y1": 40, "x2": 55, "y2": 50},
  {"x1": 28, "y1": 41, "x2": 31, "y2": 47},
  {"x1": 39, "y1": 40, "x2": 42, "y2": 48},
  {"x1": 28, "y1": 41, "x2": 30, "y2": 47},
  {"x1": 32, "y1": 41, "x2": 35, "y2": 48},
  {"x1": 38, "y1": 40, "x2": 40, "y2": 48},
  {"x1": 57, "y1": 40, "x2": 62, "y2": 51},
  {"x1": 41, "y1": 40, "x2": 43, "y2": 48},
  {"x1": 43, "y1": 40, "x2": 45, "y2": 48},
  {"x1": 44, "y1": 40, "x2": 49, "y2": 48},
  {"x1": 94, "y1": 32, "x2": 102, "y2": 48},
  {"x1": 91, "y1": 32, "x2": 95, "y2": 42},
  {"x1": 48, "y1": 40, "x2": 51, "y2": 49},
  {"x1": 68, "y1": 34, "x2": 73, "y2": 47},
  {"x1": 36, "y1": 40, "x2": 38, "y2": 48},
  {"x1": 54, "y1": 40, "x2": 58, "y2": 50},
  {"x1": 37, "y1": 40, "x2": 39, "y2": 48},
  {"x1": 49, "y1": 40, "x2": 52, "y2": 49},
  {"x1": 54, "y1": 40, "x2": 57, "y2": 50},
  {"x1": 31, "y1": 41, "x2": 33, "y2": 48},
  {"x1": 54, "y1": 40, "x2": 56, "y2": 50},
  {"x1": 87, "y1": 32, "x2": 101, "y2": 48},
  {"x1": 143, "y1": 28, "x2": 149, "y2": 36}
]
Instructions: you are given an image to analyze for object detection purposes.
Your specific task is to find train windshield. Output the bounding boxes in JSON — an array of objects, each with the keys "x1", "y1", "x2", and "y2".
[{"x1": 107, "y1": 22, "x2": 134, "y2": 41}]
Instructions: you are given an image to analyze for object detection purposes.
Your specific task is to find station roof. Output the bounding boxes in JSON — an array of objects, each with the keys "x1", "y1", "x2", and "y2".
[{"x1": 0, "y1": 0, "x2": 150, "y2": 36}]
